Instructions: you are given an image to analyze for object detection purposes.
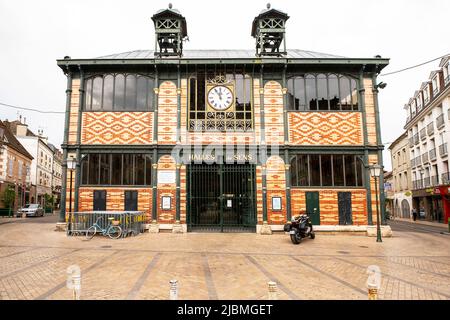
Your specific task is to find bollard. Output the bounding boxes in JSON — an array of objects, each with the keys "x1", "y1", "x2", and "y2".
[
  {"x1": 366, "y1": 265, "x2": 381, "y2": 300},
  {"x1": 169, "y1": 279, "x2": 178, "y2": 300},
  {"x1": 67, "y1": 265, "x2": 81, "y2": 300},
  {"x1": 267, "y1": 281, "x2": 278, "y2": 300}
]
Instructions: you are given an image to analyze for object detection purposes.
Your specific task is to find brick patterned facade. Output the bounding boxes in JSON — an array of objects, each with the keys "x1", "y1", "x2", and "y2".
[
  {"x1": 264, "y1": 81, "x2": 284, "y2": 144},
  {"x1": 288, "y1": 112, "x2": 363, "y2": 145},
  {"x1": 266, "y1": 156, "x2": 286, "y2": 224},
  {"x1": 156, "y1": 155, "x2": 177, "y2": 223},
  {"x1": 68, "y1": 79, "x2": 80, "y2": 145},
  {"x1": 78, "y1": 187, "x2": 152, "y2": 221},
  {"x1": 81, "y1": 112, "x2": 153, "y2": 145},
  {"x1": 157, "y1": 81, "x2": 178, "y2": 145},
  {"x1": 291, "y1": 189, "x2": 367, "y2": 226}
]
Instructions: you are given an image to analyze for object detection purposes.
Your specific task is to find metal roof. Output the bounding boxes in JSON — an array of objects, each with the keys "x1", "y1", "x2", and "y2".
[{"x1": 95, "y1": 49, "x2": 345, "y2": 60}]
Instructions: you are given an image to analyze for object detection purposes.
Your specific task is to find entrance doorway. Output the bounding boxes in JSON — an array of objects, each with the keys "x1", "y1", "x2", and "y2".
[
  {"x1": 338, "y1": 192, "x2": 352, "y2": 225},
  {"x1": 187, "y1": 164, "x2": 256, "y2": 232},
  {"x1": 306, "y1": 192, "x2": 320, "y2": 225}
]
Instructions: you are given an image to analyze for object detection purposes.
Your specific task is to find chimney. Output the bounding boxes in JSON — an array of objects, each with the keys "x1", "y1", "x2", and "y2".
[{"x1": 16, "y1": 122, "x2": 28, "y2": 137}]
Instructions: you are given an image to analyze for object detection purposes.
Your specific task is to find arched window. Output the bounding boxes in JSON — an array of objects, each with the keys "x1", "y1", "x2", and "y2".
[
  {"x1": 339, "y1": 76, "x2": 352, "y2": 110},
  {"x1": 84, "y1": 73, "x2": 154, "y2": 111}
]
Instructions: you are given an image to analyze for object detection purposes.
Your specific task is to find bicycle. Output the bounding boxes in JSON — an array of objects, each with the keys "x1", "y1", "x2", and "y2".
[{"x1": 85, "y1": 216, "x2": 122, "y2": 240}]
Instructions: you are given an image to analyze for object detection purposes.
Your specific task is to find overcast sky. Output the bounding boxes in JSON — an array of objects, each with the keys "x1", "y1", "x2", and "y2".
[{"x1": 0, "y1": 0, "x2": 449, "y2": 170}]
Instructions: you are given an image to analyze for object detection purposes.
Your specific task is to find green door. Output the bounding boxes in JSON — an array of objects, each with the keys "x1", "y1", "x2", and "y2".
[{"x1": 306, "y1": 192, "x2": 320, "y2": 225}]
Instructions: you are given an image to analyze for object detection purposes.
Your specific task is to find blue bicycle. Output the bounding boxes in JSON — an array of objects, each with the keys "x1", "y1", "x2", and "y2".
[{"x1": 86, "y1": 217, "x2": 122, "y2": 240}]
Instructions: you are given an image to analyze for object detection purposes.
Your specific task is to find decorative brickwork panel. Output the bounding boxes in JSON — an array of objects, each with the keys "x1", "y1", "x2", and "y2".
[
  {"x1": 291, "y1": 189, "x2": 367, "y2": 226},
  {"x1": 254, "y1": 79, "x2": 261, "y2": 144},
  {"x1": 288, "y1": 112, "x2": 363, "y2": 145},
  {"x1": 180, "y1": 165, "x2": 186, "y2": 224},
  {"x1": 157, "y1": 155, "x2": 177, "y2": 223},
  {"x1": 158, "y1": 81, "x2": 178, "y2": 145},
  {"x1": 78, "y1": 187, "x2": 152, "y2": 222},
  {"x1": 81, "y1": 112, "x2": 153, "y2": 145},
  {"x1": 364, "y1": 78, "x2": 377, "y2": 145},
  {"x1": 256, "y1": 165, "x2": 263, "y2": 224},
  {"x1": 266, "y1": 156, "x2": 286, "y2": 224},
  {"x1": 68, "y1": 79, "x2": 80, "y2": 145},
  {"x1": 180, "y1": 79, "x2": 188, "y2": 143},
  {"x1": 264, "y1": 81, "x2": 284, "y2": 145},
  {"x1": 368, "y1": 154, "x2": 381, "y2": 224}
]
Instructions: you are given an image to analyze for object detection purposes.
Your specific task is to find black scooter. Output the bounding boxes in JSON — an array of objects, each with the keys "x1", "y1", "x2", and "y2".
[{"x1": 283, "y1": 210, "x2": 316, "y2": 244}]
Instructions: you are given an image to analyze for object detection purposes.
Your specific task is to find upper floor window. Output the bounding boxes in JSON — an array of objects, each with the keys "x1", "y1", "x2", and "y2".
[
  {"x1": 432, "y1": 76, "x2": 439, "y2": 96},
  {"x1": 290, "y1": 154, "x2": 363, "y2": 187},
  {"x1": 287, "y1": 74, "x2": 359, "y2": 111},
  {"x1": 188, "y1": 71, "x2": 252, "y2": 132},
  {"x1": 81, "y1": 153, "x2": 152, "y2": 186},
  {"x1": 84, "y1": 73, "x2": 155, "y2": 111}
]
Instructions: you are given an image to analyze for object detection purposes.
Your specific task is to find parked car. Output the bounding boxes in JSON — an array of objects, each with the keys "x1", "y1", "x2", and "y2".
[
  {"x1": 419, "y1": 208, "x2": 426, "y2": 219},
  {"x1": 17, "y1": 204, "x2": 44, "y2": 217}
]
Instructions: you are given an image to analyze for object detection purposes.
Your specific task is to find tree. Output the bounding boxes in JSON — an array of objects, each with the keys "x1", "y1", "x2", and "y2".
[
  {"x1": 44, "y1": 193, "x2": 54, "y2": 211},
  {"x1": 3, "y1": 187, "x2": 16, "y2": 217}
]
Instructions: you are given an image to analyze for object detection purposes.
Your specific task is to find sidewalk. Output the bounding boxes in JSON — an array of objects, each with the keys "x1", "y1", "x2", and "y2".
[{"x1": 394, "y1": 217, "x2": 448, "y2": 229}]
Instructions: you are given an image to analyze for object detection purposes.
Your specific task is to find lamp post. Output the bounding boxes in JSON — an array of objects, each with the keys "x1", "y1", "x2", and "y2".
[
  {"x1": 369, "y1": 164, "x2": 383, "y2": 243},
  {"x1": 66, "y1": 157, "x2": 77, "y2": 235}
]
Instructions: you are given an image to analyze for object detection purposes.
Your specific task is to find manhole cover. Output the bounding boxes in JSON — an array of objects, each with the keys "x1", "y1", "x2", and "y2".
[
  {"x1": 100, "y1": 245, "x2": 112, "y2": 249},
  {"x1": 359, "y1": 246, "x2": 369, "y2": 248},
  {"x1": 337, "y1": 251, "x2": 350, "y2": 254}
]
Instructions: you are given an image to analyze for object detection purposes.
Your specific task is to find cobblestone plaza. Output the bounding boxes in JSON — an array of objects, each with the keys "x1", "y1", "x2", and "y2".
[{"x1": 0, "y1": 215, "x2": 449, "y2": 300}]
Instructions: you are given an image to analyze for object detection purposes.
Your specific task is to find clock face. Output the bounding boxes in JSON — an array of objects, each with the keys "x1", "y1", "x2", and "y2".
[{"x1": 207, "y1": 85, "x2": 234, "y2": 111}]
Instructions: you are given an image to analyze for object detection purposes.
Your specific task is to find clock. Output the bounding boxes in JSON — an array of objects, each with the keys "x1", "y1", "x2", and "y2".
[{"x1": 207, "y1": 85, "x2": 234, "y2": 111}]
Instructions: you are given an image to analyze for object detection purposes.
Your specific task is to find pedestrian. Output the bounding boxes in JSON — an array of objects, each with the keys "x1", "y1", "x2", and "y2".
[{"x1": 412, "y1": 208, "x2": 417, "y2": 221}]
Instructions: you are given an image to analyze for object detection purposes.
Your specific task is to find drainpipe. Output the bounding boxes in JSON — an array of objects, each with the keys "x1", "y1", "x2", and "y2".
[
  {"x1": 59, "y1": 67, "x2": 72, "y2": 223},
  {"x1": 372, "y1": 72, "x2": 386, "y2": 224},
  {"x1": 74, "y1": 66, "x2": 84, "y2": 212},
  {"x1": 359, "y1": 69, "x2": 373, "y2": 225}
]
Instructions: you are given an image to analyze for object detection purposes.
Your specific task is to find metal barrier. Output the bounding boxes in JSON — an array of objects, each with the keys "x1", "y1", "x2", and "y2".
[{"x1": 68, "y1": 211, "x2": 146, "y2": 238}]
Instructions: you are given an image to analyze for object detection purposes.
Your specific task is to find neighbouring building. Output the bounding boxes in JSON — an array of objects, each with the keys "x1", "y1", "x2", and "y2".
[
  {"x1": 5, "y1": 120, "x2": 54, "y2": 207},
  {"x1": 384, "y1": 171, "x2": 394, "y2": 216},
  {"x1": 404, "y1": 54, "x2": 450, "y2": 223},
  {"x1": 0, "y1": 120, "x2": 33, "y2": 212},
  {"x1": 56, "y1": 5, "x2": 389, "y2": 233},
  {"x1": 388, "y1": 132, "x2": 412, "y2": 219},
  {"x1": 48, "y1": 144, "x2": 63, "y2": 209}
]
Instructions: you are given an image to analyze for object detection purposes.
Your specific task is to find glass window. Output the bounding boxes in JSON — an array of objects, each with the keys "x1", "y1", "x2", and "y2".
[
  {"x1": 344, "y1": 155, "x2": 356, "y2": 186},
  {"x1": 145, "y1": 155, "x2": 152, "y2": 185},
  {"x1": 333, "y1": 155, "x2": 345, "y2": 186},
  {"x1": 99, "y1": 154, "x2": 110, "y2": 185},
  {"x1": 317, "y1": 74, "x2": 328, "y2": 111},
  {"x1": 294, "y1": 77, "x2": 306, "y2": 111},
  {"x1": 85, "y1": 79, "x2": 92, "y2": 111},
  {"x1": 329, "y1": 74, "x2": 340, "y2": 110},
  {"x1": 135, "y1": 154, "x2": 145, "y2": 185},
  {"x1": 321, "y1": 155, "x2": 332, "y2": 186},
  {"x1": 350, "y1": 78, "x2": 359, "y2": 111},
  {"x1": 114, "y1": 74, "x2": 125, "y2": 110},
  {"x1": 287, "y1": 78, "x2": 295, "y2": 110},
  {"x1": 111, "y1": 154, "x2": 122, "y2": 185},
  {"x1": 296, "y1": 155, "x2": 309, "y2": 186},
  {"x1": 103, "y1": 75, "x2": 114, "y2": 110},
  {"x1": 310, "y1": 155, "x2": 321, "y2": 186},
  {"x1": 136, "y1": 76, "x2": 148, "y2": 110},
  {"x1": 125, "y1": 75, "x2": 137, "y2": 110},
  {"x1": 290, "y1": 155, "x2": 297, "y2": 186},
  {"x1": 356, "y1": 159, "x2": 363, "y2": 186},
  {"x1": 88, "y1": 154, "x2": 99, "y2": 184},
  {"x1": 92, "y1": 77, "x2": 103, "y2": 111},
  {"x1": 305, "y1": 75, "x2": 317, "y2": 110},
  {"x1": 123, "y1": 154, "x2": 134, "y2": 185},
  {"x1": 340, "y1": 76, "x2": 352, "y2": 110}
]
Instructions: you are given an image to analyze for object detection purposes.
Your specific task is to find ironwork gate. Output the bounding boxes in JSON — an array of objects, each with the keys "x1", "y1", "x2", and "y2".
[{"x1": 187, "y1": 164, "x2": 256, "y2": 232}]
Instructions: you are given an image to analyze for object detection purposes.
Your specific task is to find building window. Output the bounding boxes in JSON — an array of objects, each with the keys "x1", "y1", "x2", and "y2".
[
  {"x1": 81, "y1": 154, "x2": 152, "y2": 186},
  {"x1": 287, "y1": 74, "x2": 359, "y2": 111},
  {"x1": 84, "y1": 73, "x2": 154, "y2": 111},
  {"x1": 290, "y1": 154, "x2": 364, "y2": 187},
  {"x1": 188, "y1": 70, "x2": 253, "y2": 132},
  {"x1": 8, "y1": 158, "x2": 13, "y2": 176}
]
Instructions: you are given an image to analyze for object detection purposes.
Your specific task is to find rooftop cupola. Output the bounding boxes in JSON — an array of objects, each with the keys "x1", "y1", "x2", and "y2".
[
  {"x1": 151, "y1": 3, "x2": 188, "y2": 57},
  {"x1": 251, "y1": 3, "x2": 289, "y2": 57}
]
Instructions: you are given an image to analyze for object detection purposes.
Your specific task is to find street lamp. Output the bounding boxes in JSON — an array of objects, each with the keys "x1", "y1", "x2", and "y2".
[
  {"x1": 369, "y1": 164, "x2": 383, "y2": 243},
  {"x1": 66, "y1": 156, "x2": 77, "y2": 235}
]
